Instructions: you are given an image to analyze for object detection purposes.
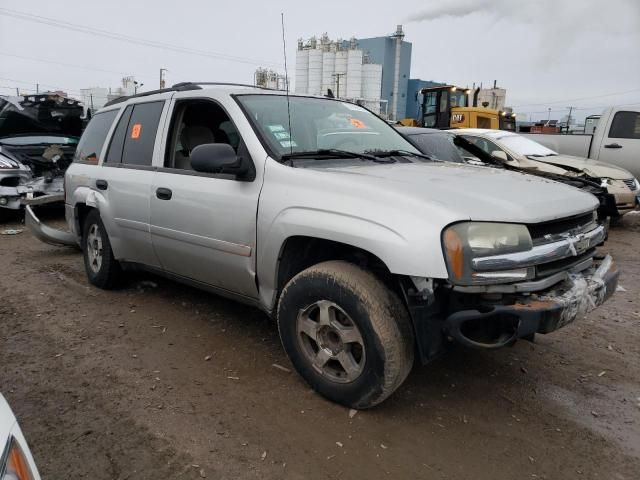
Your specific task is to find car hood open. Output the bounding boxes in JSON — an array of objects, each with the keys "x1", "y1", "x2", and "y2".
[{"x1": 529, "y1": 154, "x2": 633, "y2": 180}]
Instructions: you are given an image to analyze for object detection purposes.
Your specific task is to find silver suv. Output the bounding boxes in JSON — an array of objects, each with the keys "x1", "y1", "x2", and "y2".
[{"x1": 28, "y1": 83, "x2": 619, "y2": 408}]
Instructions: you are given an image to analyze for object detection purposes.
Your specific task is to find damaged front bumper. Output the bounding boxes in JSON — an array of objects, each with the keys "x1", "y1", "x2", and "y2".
[
  {"x1": 25, "y1": 203, "x2": 79, "y2": 247},
  {"x1": 0, "y1": 171, "x2": 64, "y2": 210},
  {"x1": 444, "y1": 255, "x2": 618, "y2": 349}
]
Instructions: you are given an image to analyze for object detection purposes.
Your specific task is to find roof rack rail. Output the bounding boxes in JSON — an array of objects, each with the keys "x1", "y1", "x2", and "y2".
[
  {"x1": 103, "y1": 83, "x2": 202, "y2": 107},
  {"x1": 173, "y1": 82, "x2": 275, "y2": 91}
]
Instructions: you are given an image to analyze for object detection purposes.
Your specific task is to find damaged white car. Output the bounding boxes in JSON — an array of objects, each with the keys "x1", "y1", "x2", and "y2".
[{"x1": 0, "y1": 94, "x2": 83, "y2": 217}]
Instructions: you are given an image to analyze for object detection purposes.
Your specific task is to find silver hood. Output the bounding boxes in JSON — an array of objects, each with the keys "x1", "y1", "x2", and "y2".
[{"x1": 317, "y1": 161, "x2": 598, "y2": 224}]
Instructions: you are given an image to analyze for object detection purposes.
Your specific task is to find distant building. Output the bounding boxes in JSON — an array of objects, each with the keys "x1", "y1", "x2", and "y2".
[
  {"x1": 476, "y1": 85, "x2": 507, "y2": 110},
  {"x1": 254, "y1": 68, "x2": 288, "y2": 90},
  {"x1": 79, "y1": 77, "x2": 138, "y2": 113},
  {"x1": 294, "y1": 34, "x2": 385, "y2": 115},
  {"x1": 356, "y1": 25, "x2": 412, "y2": 120}
]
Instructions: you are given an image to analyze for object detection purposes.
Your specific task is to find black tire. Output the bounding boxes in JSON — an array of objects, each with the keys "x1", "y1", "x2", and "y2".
[
  {"x1": 82, "y1": 209, "x2": 122, "y2": 289},
  {"x1": 277, "y1": 260, "x2": 414, "y2": 409}
]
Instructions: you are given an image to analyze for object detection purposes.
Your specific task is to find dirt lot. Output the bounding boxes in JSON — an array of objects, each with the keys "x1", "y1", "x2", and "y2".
[{"x1": 1, "y1": 209, "x2": 639, "y2": 480}]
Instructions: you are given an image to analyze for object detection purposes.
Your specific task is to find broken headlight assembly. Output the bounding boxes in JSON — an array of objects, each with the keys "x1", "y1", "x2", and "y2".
[{"x1": 442, "y1": 222, "x2": 533, "y2": 285}]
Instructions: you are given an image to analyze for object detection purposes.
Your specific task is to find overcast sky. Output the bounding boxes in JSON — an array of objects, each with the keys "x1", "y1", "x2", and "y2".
[{"x1": 1, "y1": 0, "x2": 639, "y2": 122}]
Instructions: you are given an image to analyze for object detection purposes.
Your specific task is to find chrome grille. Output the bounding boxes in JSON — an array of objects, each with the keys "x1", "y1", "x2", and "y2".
[
  {"x1": 527, "y1": 212, "x2": 595, "y2": 245},
  {"x1": 623, "y1": 178, "x2": 637, "y2": 191}
]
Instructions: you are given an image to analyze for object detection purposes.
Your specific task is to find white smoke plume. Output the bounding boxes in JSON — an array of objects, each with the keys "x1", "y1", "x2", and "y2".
[{"x1": 405, "y1": 0, "x2": 640, "y2": 34}]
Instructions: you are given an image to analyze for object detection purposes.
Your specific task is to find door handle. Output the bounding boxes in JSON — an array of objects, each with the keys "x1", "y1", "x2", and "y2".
[
  {"x1": 604, "y1": 143, "x2": 623, "y2": 149},
  {"x1": 156, "y1": 187, "x2": 172, "y2": 200},
  {"x1": 96, "y1": 179, "x2": 108, "y2": 190}
]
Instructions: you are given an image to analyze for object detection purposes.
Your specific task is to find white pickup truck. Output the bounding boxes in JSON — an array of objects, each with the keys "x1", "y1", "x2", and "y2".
[{"x1": 521, "y1": 106, "x2": 640, "y2": 180}]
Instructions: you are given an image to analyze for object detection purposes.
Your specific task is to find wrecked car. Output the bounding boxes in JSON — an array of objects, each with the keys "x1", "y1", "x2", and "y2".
[
  {"x1": 0, "y1": 94, "x2": 83, "y2": 217},
  {"x1": 396, "y1": 127, "x2": 619, "y2": 221},
  {"x1": 29, "y1": 83, "x2": 618, "y2": 408},
  {"x1": 456, "y1": 128, "x2": 639, "y2": 219}
]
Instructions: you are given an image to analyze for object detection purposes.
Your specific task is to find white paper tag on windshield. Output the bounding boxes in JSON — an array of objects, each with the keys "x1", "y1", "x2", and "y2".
[
  {"x1": 280, "y1": 140, "x2": 298, "y2": 148},
  {"x1": 268, "y1": 125, "x2": 285, "y2": 132}
]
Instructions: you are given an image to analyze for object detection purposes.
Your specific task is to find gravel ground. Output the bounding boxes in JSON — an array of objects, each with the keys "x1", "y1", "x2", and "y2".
[{"x1": 1, "y1": 209, "x2": 639, "y2": 480}]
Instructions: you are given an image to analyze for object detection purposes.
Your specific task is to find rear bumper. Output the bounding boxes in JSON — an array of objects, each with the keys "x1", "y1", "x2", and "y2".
[
  {"x1": 444, "y1": 255, "x2": 618, "y2": 349},
  {"x1": 25, "y1": 204, "x2": 79, "y2": 248}
]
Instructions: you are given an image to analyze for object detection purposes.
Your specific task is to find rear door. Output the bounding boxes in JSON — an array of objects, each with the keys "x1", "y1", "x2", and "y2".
[
  {"x1": 98, "y1": 99, "x2": 169, "y2": 267},
  {"x1": 594, "y1": 109, "x2": 640, "y2": 179}
]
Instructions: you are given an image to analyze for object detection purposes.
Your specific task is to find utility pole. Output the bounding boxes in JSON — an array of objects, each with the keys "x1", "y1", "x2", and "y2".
[
  {"x1": 15, "y1": 87, "x2": 19, "y2": 96},
  {"x1": 547, "y1": 107, "x2": 551, "y2": 123},
  {"x1": 332, "y1": 73, "x2": 346, "y2": 98},
  {"x1": 36, "y1": 83, "x2": 39, "y2": 94},
  {"x1": 566, "y1": 106, "x2": 573, "y2": 133},
  {"x1": 159, "y1": 68, "x2": 167, "y2": 89}
]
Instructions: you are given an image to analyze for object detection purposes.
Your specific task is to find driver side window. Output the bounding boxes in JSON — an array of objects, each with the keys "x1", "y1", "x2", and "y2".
[
  {"x1": 462, "y1": 136, "x2": 507, "y2": 158},
  {"x1": 164, "y1": 100, "x2": 242, "y2": 170}
]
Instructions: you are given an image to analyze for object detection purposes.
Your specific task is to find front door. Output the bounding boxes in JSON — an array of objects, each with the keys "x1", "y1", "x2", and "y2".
[{"x1": 149, "y1": 98, "x2": 261, "y2": 298}]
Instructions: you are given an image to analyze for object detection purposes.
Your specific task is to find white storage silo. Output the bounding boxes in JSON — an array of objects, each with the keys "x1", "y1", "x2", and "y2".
[
  {"x1": 307, "y1": 48, "x2": 323, "y2": 96},
  {"x1": 321, "y1": 51, "x2": 335, "y2": 96},
  {"x1": 346, "y1": 49, "x2": 363, "y2": 99},
  {"x1": 334, "y1": 51, "x2": 348, "y2": 98},
  {"x1": 361, "y1": 64, "x2": 382, "y2": 101},
  {"x1": 295, "y1": 49, "x2": 309, "y2": 94}
]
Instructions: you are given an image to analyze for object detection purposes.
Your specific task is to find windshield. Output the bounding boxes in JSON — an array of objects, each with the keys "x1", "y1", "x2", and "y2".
[
  {"x1": 408, "y1": 132, "x2": 465, "y2": 163},
  {"x1": 495, "y1": 133, "x2": 558, "y2": 157},
  {"x1": 236, "y1": 95, "x2": 419, "y2": 159},
  {"x1": 0, "y1": 135, "x2": 79, "y2": 146}
]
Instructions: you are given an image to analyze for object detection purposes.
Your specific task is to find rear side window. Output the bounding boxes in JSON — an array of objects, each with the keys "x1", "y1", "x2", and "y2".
[
  {"x1": 73, "y1": 110, "x2": 118, "y2": 163},
  {"x1": 609, "y1": 111, "x2": 640, "y2": 139},
  {"x1": 121, "y1": 101, "x2": 164, "y2": 166},
  {"x1": 105, "y1": 105, "x2": 133, "y2": 164}
]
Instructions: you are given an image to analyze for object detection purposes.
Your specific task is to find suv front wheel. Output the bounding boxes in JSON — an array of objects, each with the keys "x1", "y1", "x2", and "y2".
[
  {"x1": 277, "y1": 260, "x2": 414, "y2": 409},
  {"x1": 82, "y1": 209, "x2": 122, "y2": 289}
]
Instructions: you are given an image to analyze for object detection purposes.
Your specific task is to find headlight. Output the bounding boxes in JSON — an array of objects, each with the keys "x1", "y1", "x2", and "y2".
[
  {"x1": 634, "y1": 178, "x2": 640, "y2": 192},
  {"x1": 442, "y1": 222, "x2": 533, "y2": 285},
  {"x1": 1, "y1": 437, "x2": 36, "y2": 480}
]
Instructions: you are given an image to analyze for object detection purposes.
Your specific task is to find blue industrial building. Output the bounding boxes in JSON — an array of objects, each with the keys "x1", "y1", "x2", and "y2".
[{"x1": 356, "y1": 27, "x2": 412, "y2": 120}]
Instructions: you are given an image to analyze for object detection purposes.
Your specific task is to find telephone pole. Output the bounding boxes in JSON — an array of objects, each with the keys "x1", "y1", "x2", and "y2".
[
  {"x1": 566, "y1": 106, "x2": 573, "y2": 133},
  {"x1": 332, "y1": 73, "x2": 346, "y2": 99},
  {"x1": 159, "y1": 68, "x2": 167, "y2": 89}
]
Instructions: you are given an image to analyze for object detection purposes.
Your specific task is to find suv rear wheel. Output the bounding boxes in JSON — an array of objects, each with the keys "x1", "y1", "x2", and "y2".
[
  {"x1": 277, "y1": 260, "x2": 414, "y2": 408},
  {"x1": 82, "y1": 210, "x2": 122, "y2": 289}
]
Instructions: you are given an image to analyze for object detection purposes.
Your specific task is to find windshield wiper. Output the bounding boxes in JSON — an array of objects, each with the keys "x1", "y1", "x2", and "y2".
[
  {"x1": 365, "y1": 149, "x2": 435, "y2": 161},
  {"x1": 281, "y1": 149, "x2": 395, "y2": 163}
]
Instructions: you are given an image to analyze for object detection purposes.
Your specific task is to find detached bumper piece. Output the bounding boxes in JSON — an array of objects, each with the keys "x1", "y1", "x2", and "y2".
[
  {"x1": 445, "y1": 255, "x2": 618, "y2": 349},
  {"x1": 25, "y1": 204, "x2": 79, "y2": 248}
]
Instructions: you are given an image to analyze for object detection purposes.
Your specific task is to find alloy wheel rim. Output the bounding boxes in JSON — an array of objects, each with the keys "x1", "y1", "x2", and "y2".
[
  {"x1": 296, "y1": 300, "x2": 366, "y2": 383},
  {"x1": 87, "y1": 223, "x2": 103, "y2": 274}
]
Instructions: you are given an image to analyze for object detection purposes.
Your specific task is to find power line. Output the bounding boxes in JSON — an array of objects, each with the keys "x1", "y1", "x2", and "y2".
[
  {"x1": 512, "y1": 88, "x2": 640, "y2": 108},
  {"x1": 0, "y1": 51, "x2": 139, "y2": 77},
  {"x1": 0, "y1": 7, "x2": 283, "y2": 68}
]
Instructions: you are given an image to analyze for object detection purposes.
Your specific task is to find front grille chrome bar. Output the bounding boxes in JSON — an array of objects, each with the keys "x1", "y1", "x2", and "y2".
[{"x1": 472, "y1": 224, "x2": 606, "y2": 272}]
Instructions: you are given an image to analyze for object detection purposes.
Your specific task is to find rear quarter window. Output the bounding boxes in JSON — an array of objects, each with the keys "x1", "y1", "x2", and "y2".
[
  {"x1": 73, "y1": 110, "x2": 118, "y2": 163},
  {"x1": 609, "y1": 111, "x2": 640, "y2": 139},
  {"x1": 120, "y1": 101, "x2": 164, "y2": 166}
]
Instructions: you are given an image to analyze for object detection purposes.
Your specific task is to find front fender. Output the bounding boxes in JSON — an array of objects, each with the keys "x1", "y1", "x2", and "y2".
[{"x1": 256, "y1": 206, "x2": 448, "y2": 311}]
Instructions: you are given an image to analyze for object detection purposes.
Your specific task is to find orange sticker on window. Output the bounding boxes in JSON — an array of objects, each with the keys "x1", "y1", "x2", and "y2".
[
  {"x1": 350, "y1": 118, "x2": 366, "y2": 129},
  {"x1": 131, "y1": 123, "x2": 142, "y2": 139}
]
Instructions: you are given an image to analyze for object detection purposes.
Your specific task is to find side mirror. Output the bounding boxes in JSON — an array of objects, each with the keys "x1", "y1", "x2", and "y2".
[
  {"x1": 190, "y1": 143, "x2": 248, "y2": 177},
  {"x1": 491, "y1": 150, "x2": 509, "y2": 162}
]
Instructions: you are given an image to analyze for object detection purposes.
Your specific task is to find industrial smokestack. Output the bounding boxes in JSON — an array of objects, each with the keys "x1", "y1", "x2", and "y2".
[{"x1": 390, "y1": 25, "x2": 404, "y2": 121}]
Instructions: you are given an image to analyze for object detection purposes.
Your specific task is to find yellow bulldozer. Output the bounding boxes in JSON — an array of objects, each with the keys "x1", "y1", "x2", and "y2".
[{"x1": 405, "y1": 85, "x2": 516, "y2": 131}]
